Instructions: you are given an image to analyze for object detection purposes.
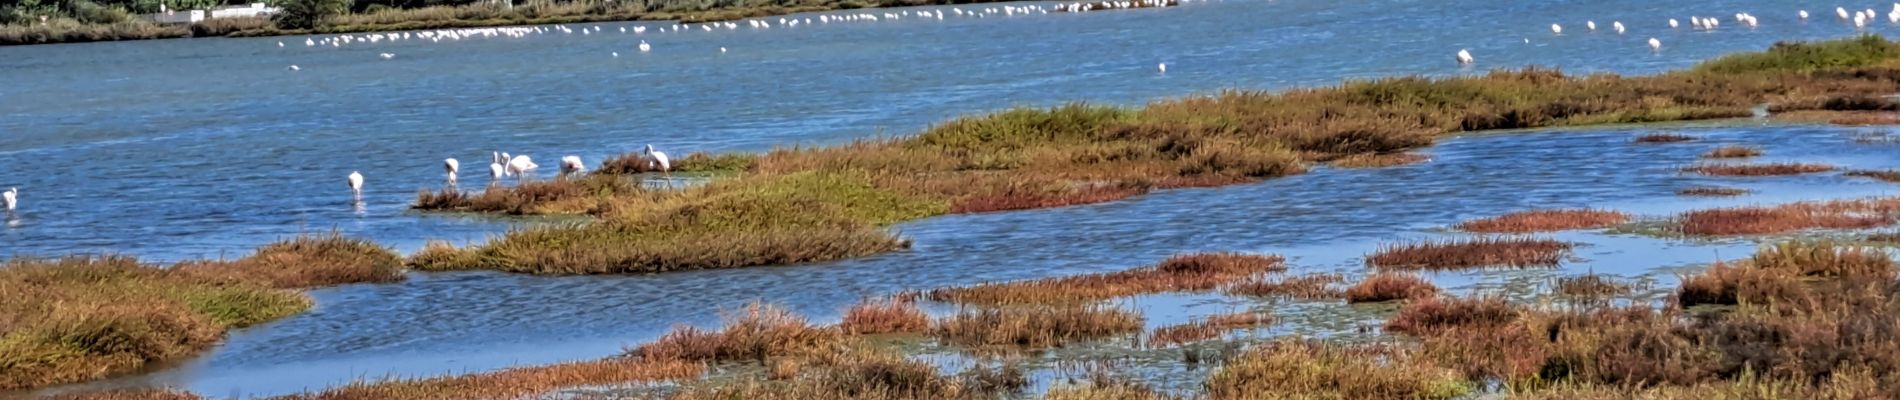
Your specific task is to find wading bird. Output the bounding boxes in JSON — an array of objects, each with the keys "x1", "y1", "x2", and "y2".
[
  {"x1": 288, "y1": 65, "x2": 301, "y2": 71},
  {"x1": 1612, "y1": 21, "x2": 1625, "y2": 33},
  {"x1": 380, "y1": 53, "x2": 395, "y2": 59},
  {"x1": 639, "y1": 40, "x2": 651, "y2": 52},
  {"x1": 1649, "y1": 37, "x2": 1662, "y2": 51},
  {"x1": 508, "y1": 155, "x2": 538, "y2": 177},
  {"x1": 1669, "y1": 18, "x2": 1679, "y2": 28},
  {"x1": 561, "y1": 156, "x2": 585, "y2": 174},
  {"x1": 3, "y1": 188, "x2": 15, "y2": 212},
  {"x1": 646, "y1": 144, "x2": 671, "y2": 177},
  {"x1": 1551, "y1": 23, "x2": 1563, "y2": 34},
  {"x1": 489, "y1": 162, "x2": 505, "y2": 181},
  {"x1": 1586, "y1": 20, "x2": 1596, "y2": 31},
  {"x1": 1158, "y1": 63, "x2": 1167, "y2": 73},
  {"x1": 347, "y1": 171, "x2": 364, "y2": 197},
  {"x1": 1456, "y1": 49, "x2": 1473, "y2": 65},
  {"x1": 445, "y1": 158, "x2": 460, "y2": 183}
]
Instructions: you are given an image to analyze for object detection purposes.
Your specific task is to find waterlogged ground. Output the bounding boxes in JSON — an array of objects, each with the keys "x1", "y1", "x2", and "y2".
[{"x1": 7, "y1": 0, "x2": 1900, "y2": 397}]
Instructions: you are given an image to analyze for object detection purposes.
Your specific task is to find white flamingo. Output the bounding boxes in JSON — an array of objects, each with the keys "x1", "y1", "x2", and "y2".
[
  {"x1": 508, "y1": 155, "x2": 539, "y2": 177},
  {"x1": 1456, "y1": 49, "x2": 1473, "y2": 65},
  {"x1": 379, "y1": 53, "x2": 395, "y2": 59},
  {"x1": 1669, "y1": 18, "x2": 1679, "y2": 28},
  {"x1": 1800, "y1": 10, "x2": 1809, "y2": 19},
  {"x1": 1586, "y1": 20, "x2": 1596, "y2": 31},
  {"x1": 489, "y1": 162, "x2": 505, "y2": 181},
  {"x1": 1551, "y1": 23, "x2": 1563, "y2": 34},
  {"x1": 347, "y1": 171, "x2": 364, "y2": 198},
  {"x1": 645, "y1": 144, "x2": 671, "y2": 178},
  {"x1": 1612, "y1": 21, "x2": 1625, "y2": 34},
  {"x1": 639, "y1": 40, "x2": 651, "y2": 52},
  {"x1": 1839, "y1": 7, "x2": 1851, "y2": 20},
  {"x1": 1158, "y1": 63, "x2": 1167, "y2": 73},
  {"x1": 445, "y1": 158, "x2": 460, "y2": 183},
  {"x1": 2, "y1": 187, "x2": 15, "y2": 212},
  {"x1": 1649, "y1": 37, "x2": 1661, "y2": 52},
  {"x1": 561, "y1": 156, "x2": 585, "y2": 174}
]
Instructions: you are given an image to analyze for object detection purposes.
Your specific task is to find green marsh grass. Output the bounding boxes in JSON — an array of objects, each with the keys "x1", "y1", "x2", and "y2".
[{"x1": 414, "y1": 37, "x2": 1900, "y2": 276}]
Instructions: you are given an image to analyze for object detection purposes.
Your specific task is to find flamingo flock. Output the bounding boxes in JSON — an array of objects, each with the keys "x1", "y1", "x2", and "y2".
[
  {"x1": 343, "y1": 146, "x2": 672, "y2": 201},
  {"x1": 1457, "y1": 5, "x2": 1900, "y2": 67}
]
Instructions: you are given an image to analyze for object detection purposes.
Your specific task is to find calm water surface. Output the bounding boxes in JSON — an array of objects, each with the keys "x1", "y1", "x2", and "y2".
[{"x1": 4, "y1": 0, "x2": 1900, "y2": 397}]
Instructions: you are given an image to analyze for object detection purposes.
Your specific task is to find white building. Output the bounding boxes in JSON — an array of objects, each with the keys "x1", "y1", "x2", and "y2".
[
  {"x1": 209, "y1": 3, "x2": 279, "y2": 19},
  {"x1": 144, "y1": 10, "x2": 205, "y2": 25}
]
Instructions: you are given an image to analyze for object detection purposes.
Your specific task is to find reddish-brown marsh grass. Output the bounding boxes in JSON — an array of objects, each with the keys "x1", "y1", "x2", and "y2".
[
  {"x1": 276, "y1": 358, "x2": 704, "y2": 400},
  {"x1": 1634, "y1": 133, "x2": 1697, "y2": 143},
  {"x1": 1700, "y1": 145, "x2": 1765, "y2": 158},
  {"x1": 1847, "y1": 169, "x2": 1900, "y2": 182},
  {"x1": 1677, "y1": 259, "x2": 1810, "y2": 307},
  {"x1": 1344, "y1": 273, "x2": 1440, "y2": 303},
  {"x1": 412, "y1": 173, "x2": 640, "y2": 215},
  {"x1": 1677, "y1": 186, "x2": 1749, "y2": 196},
  {"x1": 1146, "y1": 311, "x2": 1275, "y2": 347},
  {"x1": 1676, "y1": 197, "x2": 1900, "y2": 235},
  {"x1": 1224, "y1": 273, "x2": 1345, "y2": 300},
  {"x1": 44, "y1": 390, "x2": 204, "y2": 400},
  {"x1": 668, "y1": 349, "x2": 1019, "y2": 400},
  {"x1": 630, "y1": 303, "x2": 844, "y2": 363},
  {"x1": 1554, "y1": 274, "x2": 1635, "y2": 298},
  {"x1": 1384, "y1": 296, "x2": 1517, "y2": 336},
  {"x1": 928, "y1": 253, "x2": 1285, "y2": 306},
  {"x1": 1683, "y1": 162, "x2": 1836, "y2": 176},
  {"x1": 1365, "y1": 237, "x2": 1572, "y2": 270},
  {"x1": 930, "y1": 305, "x2": 1143, "y2": 351},
  {"x1": 1203, "y1": 340, "x2": 1471, "y2": 400},
  {"x1": 1331, "y1": 152, "x2": 1431, "y2": 168},
  {"x1": 1871, "y1": 232, "x2": 1900, "y2": 243},
  {"x1": 1454, "y1": 209, "x2": 1631, "y2": 233},
  {"x1": 838, "y1": 297, "x2": 930, "y2": 335}
]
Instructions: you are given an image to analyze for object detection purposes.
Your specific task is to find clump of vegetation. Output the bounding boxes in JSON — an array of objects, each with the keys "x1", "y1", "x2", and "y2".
[
  {"x1": 598, "y1": 151, "x2": 759, "y2": 175},
  {"x1": 838, "y1": 297, "x2": 930, "y2": 335},
  {"x1": 1633, "y1": 133, "x2": 1697, "y2": 143},
  {"x1": 928, "y1": 253, "x2": 1284, "y2": 306},
  {"x1": 1677, "y1": 186, "x2": 1749, "y2": 196},
  {"x1": 668, "y1": 349, "x2": 1023, "y2": 400},
  {"x1": 1224, "y1": 273, "x2": 1345, "y2": 300},
  {"x1": 930, "y1": 305, "x2": 1143, "y2": 351},
  {"x1": 417, "y1": 37, "x2": 1900, "y2": 276},
  {"x1": 1847, "y1": 169, "x2": 1900, "y2": 183},
  {"x1": 1683, "y1": 162, "x2": 1836, "y2": 176},
  {"x1": 1344, "y1": 273, "x2": 1440, "y2": 303},
  {"x1": 1330, "y1": 152, "x2": 1431, "y2": 168},
  {"x1": 1674, "y1": 197, "x2": 1900, "y2": 236},
  {"x1": 1700, "y1": 145, "x2": 1764, "y2": 158},
  {"x1": 1694, "y1": 35, "x2": 1900, "y2": 73},
  {"x1": 1366, "y1": 237, "x2": 1572, "y2": 270},
  {"x1": 1554, "y1": 274, "x2": 1635, "y2": 299},
  {"x1": 1870, "y1": 231, "x2": 1900, "y2": 243},
  {"x1": 1454, "y1": 209, "x2": 1630, "y2": 233},
  {"x1": 0, "y1": 233, "x2": 400, "y2": 391},
  {"x1": 630, "y1": 303, "x2": 845, "y2": 363},
  {"x1": 1383, "y1": 296, "x2": 1518, "y2": 335},
  {"x1": 275, "y1": 358, "x2": 704, "y2": 399},
  {"x1": 1203, "y1": 340, "x2": 1472, "y2": 400},
  {"x1": 412, "y1": 174, "x2": 643, "y2": 215},
  {"x1": 1146, "y1": 311, "x2": 1275, "y2": 347}
]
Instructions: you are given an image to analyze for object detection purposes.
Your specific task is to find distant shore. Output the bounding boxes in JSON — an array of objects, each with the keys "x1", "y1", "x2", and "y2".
[{"x1": 0, "y1": 0, "x2": 1031, "y2": 46}]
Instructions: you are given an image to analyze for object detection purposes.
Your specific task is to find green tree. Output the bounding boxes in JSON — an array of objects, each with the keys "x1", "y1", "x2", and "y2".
[{"x1": 270, "y1": 0, "x2": 347, "y2": 28}]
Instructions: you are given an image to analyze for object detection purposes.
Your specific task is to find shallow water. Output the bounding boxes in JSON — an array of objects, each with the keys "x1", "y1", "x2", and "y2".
[{"x1": 5, "y1": 0, "x2": 1900, "y2": 397}]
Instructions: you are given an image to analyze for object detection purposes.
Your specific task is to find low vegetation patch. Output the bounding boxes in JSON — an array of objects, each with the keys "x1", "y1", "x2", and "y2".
[
  {"x1": 1847, "y1": 169, "x2": 1900, "y2": 183},
  {"x1": 1454, "y1": 209, "x2": 1630, "y2": 233},
  {"x1": 1683, "y1": 162, "x2": 1836, "y2": 176},
  {"x1": 1330, "y1": 152, "x2": 1431, "y2": 168},
  {"x1": 275, "y1": 358, "x2": 704, "y2": 400},
  {"x1": 1203, "y1": 340, "x2": 1472, "y2": 400},
  {"x1": 1366, "y1": 237, "x2": 1572, "y2": 270},
  {"x1": 930, "y1": 305, "x2": 1143, "y2": 351},
  {"x1": 928, "y1": 253, "x2": 1284, "y2": 306},
  {"x1": 1675, "y1": 197, "x2": 1900, "y2": 236},
  {"x1": 838, "y1": 297, "x2": 930, "y2": 335},
  {"x1": 630, "y1": 303, "x2": 845, "y2": 363},
  {"x1": 0, "y1": 234, "x2": 400, "y2": 391},
  {"x1": 413, "y1": 37, "x2": 1900, "y2": 275},
  {"x1": 1344, "y1": 273, "x2": 1440, "y2": 303},
  {"x1": 1677, "y1": 186, "x2": 1749, "y2": 196},
  {"x1": 411, "y1": 173, "x2": 643, "y2": 215},
  {"x1": 1699, "y1": 145, "x2": 1763, "y2": 158},
  {"x1": 1554, "y1": 274, "x2": 1635, "y2": 299},
  {"x1": 1633, "y1": 133, "x2": 1696, "y2": 143},
  {"x1": 1146, "y1": 311, "x2": 1275, "y2": 347},
  {"x1": 1223, "y1": 273, "x2": 1345, "y2": 300}
]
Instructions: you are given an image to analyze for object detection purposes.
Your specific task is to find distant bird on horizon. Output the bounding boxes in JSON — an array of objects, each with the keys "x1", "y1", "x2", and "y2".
[
  {"x1": 1800, "y1": 9, "x2": 1809, "y2": 19},
  {"x1": 379, "y1": 53, "x2": 395, "y2": 60},
  {"x1": 646, "y1": 144, "x2": 671, "y2": 177},
  {"x1": 1158, "y1": 62, "x2": 1167, "y2": 73},
  {"x1": 1551, "y1": 23, "x2": 1563, "y2": 34},
  {"x1": 1586, "y1": 20, "x2": 1596, "y2": 31},
  {"x1": 1649, "y1": 37, "x2": 1662, "y2": 52},
  {"x1": 3, "y1": 187, "x2": 16, "y2": 212},
  {"x1": 347, "y1": 171, "x2": 364, "y2": 198},
  {"x1": 288, "y1": 65, "x2": 301, "y2": 71},
  {"x1": 1839, "y1": 7, "x2": 1851, "y2": 20},
  {"x1": 1669, "y1": 18, "x2": 1679, "y2": 28},
  {"x1": 639, "y1": 40, "x2": 651, "y2": 52},
  {"x1": 445, "y1": 158, "x2": 460, "y2": 183},
  {"x1": 1456, "y1": 49, "x2": 1474, "y2": 65},
  {"x1": 1612, "y1": 21, "x2": 1625, "y2": 34},
  {"x1": 277, "y1": 41, "x2": 284, "y2": 47}
]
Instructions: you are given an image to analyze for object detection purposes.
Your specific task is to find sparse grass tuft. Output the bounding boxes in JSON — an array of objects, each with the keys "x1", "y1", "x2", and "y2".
[
  {"x1": 1224, "y1": 273, "x2": 1345, "y2": 300},
  {"x1": 1700, "y1": 145, "x2": 1764, "y2": 159},
  {"x1": 1634, "y1": 133, "x2": 1696, "y2": 143},
  {"x1": 1847, "y1": 169, "x2": 1900, "y2": 183},
  {"x1": 1331, "y1": 152, "x2": 1431, "y2": 168},
  {"x1": 1203, "y1": 340, "x2": 1472, "y2": 400},
  {"x1": 1146, "y1": 311, "x2": 1275, "y2": 347},
  {"x1": 928, "y1": 253, "x2": 1284, "y2": 306},
  {"x1": 1345, "y1": 273, "x2": 1440, "y2": 303},
  {"x1": 1675, "y1": 197, "x2": 1900, "y2": 236},
  {"x1": 1366, "y1": 237, "x2": 1572, "y2": 270},
  {"x1": 1384, "y1": 296, "x2": 1517, "y2": 336},
  {"x1": 1454, "y1": 209, "x2": 1630, "y2": 233},
  {"x1": 839, "y1": 297, "x2": 930, "y2": 335},
  {"x1": 1554, "y1": 274, "x2": 1635, "y2": 299},
  {"x1": 1683, "y1": 162, "x2": 1836, "y2": 176},
  {"x1": 1677, "y1": 186, "x2": 1749, "y2": 197},
  {"x1": 173, "y1": 233, "x2": 403, "y2": 289},
  {"x1": 630, "y1": 302, "x2": 843, "y2": 363},
  {"x1": 930, "y1": 305, "x2": 1143, "y2": 351}
]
